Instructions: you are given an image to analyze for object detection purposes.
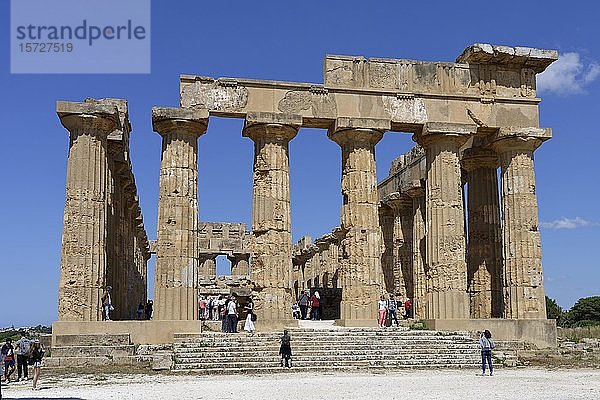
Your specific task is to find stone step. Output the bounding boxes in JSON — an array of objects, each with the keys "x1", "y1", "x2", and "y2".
[
  {"x1": 175, "y1": 355, "x2": 481, "y2": 364},
  {"x1": 174, "y1": 358, "x2": 480, "y2": 369},
  {"x1": 172, "y1": 364, "x2": 479, "y2": 373},
  {"x1": 174, "y1": 330, "x2": 469, "y2": 339},
  {"x1": 174, "y1": 348, "x2": 480, "y2": 358},
  {"x1": 174, "y1": 341, "x2": 478, "y2": 350},
  {"x1": 54, "y1": 333, "x2": 131, "y2": 347},
  {"x1": 44, "y1": 355, "x2": 145, "y2": 368},
  {"x1": 51, "y1": 345, "x2": 136, "y2": 358}
]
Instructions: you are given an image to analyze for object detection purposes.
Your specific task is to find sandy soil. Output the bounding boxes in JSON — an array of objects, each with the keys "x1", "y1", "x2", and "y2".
[{"x1": 2, "y1": 368, "x2": 599, "y2": 400}]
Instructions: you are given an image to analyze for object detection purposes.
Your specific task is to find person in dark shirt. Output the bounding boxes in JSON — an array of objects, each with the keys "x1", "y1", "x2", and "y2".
[
  {"x1": 279, "y1": 330, "x2": 292, "y2": 368},
  {"x1": 29, "y1": 341, "x2": 45, "y2": 390},
  {"x1": 1, "y1": 338, "x2": 16, "y2": 383}
]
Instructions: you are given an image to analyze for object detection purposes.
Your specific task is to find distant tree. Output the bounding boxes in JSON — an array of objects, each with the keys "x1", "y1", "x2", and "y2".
[
  {"x1": 546, "y1": 296, "x2": 565, "y2": 326},
  {"x1": 568, "y1": 296, "x2": 600, "y2": 327}
]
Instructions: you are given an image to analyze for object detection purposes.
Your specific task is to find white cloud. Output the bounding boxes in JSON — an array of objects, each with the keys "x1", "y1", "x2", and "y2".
[
  {"x1": 537, "y1": 52, "x2": 600, "y2": 95},
  {"x1": 540, "y1": 217, "x2": 598, "y2": 230}
]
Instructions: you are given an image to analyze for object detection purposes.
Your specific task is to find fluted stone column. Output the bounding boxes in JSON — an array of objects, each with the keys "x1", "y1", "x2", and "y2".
[
  {"x1": 243, "y1": 112, "x2": 300, "y2": 322},
  {"x1": 386, "y1": 194, "x2": 414, "y2": 300},
  {"x1": 152, "y1": 107, "x2": 208, "y2": 321},
  {"x1": 462, "y1": 149, "x2": 503, "y2": 318},
  {"x1": 229, "y1": 254, "x2": 250, "y2": 275},
  {"x1": 198, "y1": 254, "x2": 217, "y2": 276},
  {"x1": 57, "y1": 101, "x2": 119, "y2": 321},
  {"x1": 414, "y1": 122, "x2": 475, "y2": 319},
  {"x1": 329, "y1": 118, "x2": 388, "y2": 324},
  {"x1": 407, "y1": 187, "x2": 427, "y2": 319},
  {"x1": 491, "y1": 127, "x2": 551, "y2": 319}
]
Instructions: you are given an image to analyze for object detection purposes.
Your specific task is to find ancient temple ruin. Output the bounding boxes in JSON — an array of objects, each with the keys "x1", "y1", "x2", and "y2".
[{"x1": 54, "y1": 44, "x2": 559, "y2": 345}]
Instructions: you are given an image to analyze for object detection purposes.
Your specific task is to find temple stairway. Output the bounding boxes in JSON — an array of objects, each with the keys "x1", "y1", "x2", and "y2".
[{"x1": 172, "y1": 325, "x2": 482, "y2": 373}]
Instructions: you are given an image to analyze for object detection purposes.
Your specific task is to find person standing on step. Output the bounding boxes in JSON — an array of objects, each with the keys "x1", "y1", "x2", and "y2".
[
  {"x1": 29, "y1": 341, "x2": 44, "y2": 391},
  {"x1": 479, "y1": 330, "x2": 495, "y2": 376},
  {"x1": 15, "y1": 334, "x2": 31, "y2": 382},
  {"x1": 377, "y1": 295, "x2": 387, "y2": 328},
  {"x1": 101, "y1": 286, "x2": 113, "y2": 321},
  {"x1": 403, "y1": 297, "x2": 412, "y2": 320},
  {"x1": 279, "y1": 330, "x2": 292, "y2": 368},
  {"x1": 298, "y1": 290, "x2": 309, "y2": 320},
  {"x1": 244, "y1": 298, "x2": 255, "y2": 334},
  {"x1": 386, "y1": 294, "x2": 400, "y2": 327},
  {"x1": 145, "y1": 299, "x2": 153, "y2": 320},
  {"x1": 310, "y1": 291, "x2": 321, "y2": 320},
  {"x1": 227, "y1": 295, "x2": 238, "y2": 333}
]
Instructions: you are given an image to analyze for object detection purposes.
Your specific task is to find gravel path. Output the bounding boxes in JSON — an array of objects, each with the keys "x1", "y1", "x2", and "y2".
[{"x1": 2, "y1": 368, "x2": 599, "y2": 399}]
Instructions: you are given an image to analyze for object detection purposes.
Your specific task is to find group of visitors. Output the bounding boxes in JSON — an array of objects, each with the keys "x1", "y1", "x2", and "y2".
[
  {"x1": 136, "y1": 300, "x2": 154, "y2": 320},
  {"x1": 377, "y1": 293, "x2": 412, "y2": 327},
  {"x1": 1, "y1": 335, "x2": 44, "y2": 390},
  {"x1": 295, "y1": 290, "x2": 322, "y2": 320},
  {"x1": 198, "y1": 295, "x2": 228, "y2": 321},
  {"x1": 216, "y1": 295, "x2": 256, "y2": 335}
]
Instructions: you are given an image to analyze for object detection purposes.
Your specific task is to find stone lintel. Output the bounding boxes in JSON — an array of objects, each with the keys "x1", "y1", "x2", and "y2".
[
  {"x1": 151, "y1": 107, "x2": 209, "y2": 136},
  {"x1": 489, "y1": 127, "x2": 552, "y2": 152},
  {"x1": 57, "y1": 101, "x2": 119, "y2": 135},
  {"x1": 456, "y1": 43, "x2": 558, "y2": 74}
]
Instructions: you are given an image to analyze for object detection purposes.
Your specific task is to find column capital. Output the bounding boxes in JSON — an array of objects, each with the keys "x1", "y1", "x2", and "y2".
[
  {"x1": 405, "y1": 186, "x2": 425, "y2": 199},
  {"x1": 381, "y1": 192, "x2": 412, "y2": 213},
  {"x1": 242, "y1": 112, "x2": 300, "y2": 142},
  {"x1": 151, "y1": 107, "x2": 209, "y2": 138},
  {"x1": 489, "y1": 127, "x2": 552, "y2": 153},
  {"x1": 328, "y1": 117, "x2": 388, "y2": 147},
  {"x1": 461, "y1": 148, "x2": 499, "y2": 171},
  {"x1": 57, "y1": 101, "x2": 119, "y2": 137},
  {"x1": 413, "y1": 122, "x2": 476, "y2": 147}
]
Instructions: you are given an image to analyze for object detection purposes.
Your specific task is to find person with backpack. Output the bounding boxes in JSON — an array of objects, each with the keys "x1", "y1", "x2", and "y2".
[
  {"x1": 1, "y1": 339, "x2": 15, "y2": 383},
  {"x1": 279, "y1": 330, "x2": 292, "y2": 368},
  {"x1": 310, "y1": 291, "x2": 321, "y2": 320},
  {"x1": 298, "y1": 291, "x2": 309, "y2": 320},
  {"x1": 15, "y1": 334, "x2": 31, "y2": 382},
  {"x1": 386, "y1": 294, "x2": 400, "y2": 327},
  {"x1": 479, "y1": 329, "x2": 496, "y2": 376}
]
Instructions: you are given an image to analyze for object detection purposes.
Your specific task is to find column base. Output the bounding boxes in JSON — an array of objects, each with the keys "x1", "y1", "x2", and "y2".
[{"x1": 424, "y1": 318, "x2": 557, "y2": 348}]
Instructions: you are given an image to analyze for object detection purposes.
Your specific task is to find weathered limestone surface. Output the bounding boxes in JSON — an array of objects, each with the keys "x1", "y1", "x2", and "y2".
[
  {"x1": 462, "y1": 148, "x2": 503, "y2": 318},
  {"x1": 491, "y1": 127, "x2": 551, "y2": 319},
  {"x1": 329, "y1": 118, "x2": 387, "y2": 322},
  {"x1": 408, "y1": 188, "x2": 427, "y2": 319},
  {"x1": 57, "y1": 99, "x2": 149, "y2": 321},
  {"x1": 415, "y1": 122, "x2": 475, "y2": 319},
  {"x1": 152, "y1": 107, "x2": 208, "y2": 321},
  {"x1": 243, "y1": 112, "x2": 299, "y2": 322}
]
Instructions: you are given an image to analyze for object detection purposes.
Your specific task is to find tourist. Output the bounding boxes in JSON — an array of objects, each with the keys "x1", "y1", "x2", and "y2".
[
  {"x1": 29, "y1": 341, "x2": 44, "y2": 390},
  {"x1": 145, "y1": 299, "x2": 153, "y2": 320},
  {"x1": 403, "y1": 297, "x2": 412, "y2": 320},
  {"x1": 101, "y1": 286, "x2": 113, "y2": 321},
  {"x1": 310, "y1": 291, "x2": 321, "y2": 320},
  {"x1": 221, "y1": 297, "x2": 230, "y2": 332},
  {"x1": 279, "y1": 330, "x2": 292, "y2": 368},
  {"x1": 291, "y1": 302, "x2": 301, "y2": 319},
  {"x1": 386, "y1": 294, "x2": 400, "y2": 327},
  {"x1": 1, "y1": 338, "x2": 15, "y2": 383},
  {"x1": 207, "y1": 296, "x2": 214, "y2": 320},
  {"x1": 479, "y1": 330, "x2": 495, "y2": 376},
  {"x1": 298, "y1": 290, "x2": 309, "y2": 320},
  {"x1": 199, "y1": 296, "x2": 207, "y2": 320},
  {"x1": 244, "y1": 298, "x2": 255, "y2": 334},
  {"x1": 137, "y1": 302, "x2": 145, "y2": 320},
  {"x1": 377, "y1": 295, "x2": 387, "y2": 328},
  {"x1": 217, "y1": 295, "x2": 226, "y2": 320},
  {"x1": 15, "y1": 334, "x2": 31, "y2": 382},
  {"x1": 227, "y1": 295, "x2": 238, "y2": 333}
]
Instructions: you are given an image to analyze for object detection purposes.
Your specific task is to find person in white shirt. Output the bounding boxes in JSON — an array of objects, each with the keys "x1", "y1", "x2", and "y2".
[
  {"x1": 227, "y1": 295, "x2": 238, "y2": 333},
  {"x1": 377, "y1": 295, "x2": 387, "y2": 327}
]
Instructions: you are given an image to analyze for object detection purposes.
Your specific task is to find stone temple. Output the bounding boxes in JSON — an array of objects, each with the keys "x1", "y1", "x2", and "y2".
[{"x1": 53, "y1": 43, "x2": 558, "y2": 348}]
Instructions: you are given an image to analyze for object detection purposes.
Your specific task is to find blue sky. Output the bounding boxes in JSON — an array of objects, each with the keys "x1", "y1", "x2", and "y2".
[{"x1": 1, "y1": 0, "x2": 598, "y2": 327}]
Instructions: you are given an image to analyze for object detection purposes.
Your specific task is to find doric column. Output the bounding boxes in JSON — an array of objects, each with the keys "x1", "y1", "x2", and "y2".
[
  {"x1": 198, "y1": 254, "x2": 217, "y2": 276},
  {"x1": 228, "y1": 254, "x2": 250, "y2": 275},
  {"x1": 385, "y1": 194, "x2": 414, "y2": 300},
  {"x1": 491, "y1": 127, "x2": 551, "y2": 319},
  {"x1": 152, "y1": 107, "x2": 208, "y2": 321},
  {"x1": 414, "y1": 122, "x2": 475, "y2": 319},
  {"x1": 329, "y1": 118, "x2": 388, "y2": 323},
  {"x1": 462, "y1": 148, "x2": 503, "y2": 318},
  {"x1": 57, "y1": 101, "x2": 119, "y2": 321},
  {"x1": 242, "y1": 112, "x2": 300, "y2": 322},
  {"x1": 406, "y1": 187, "x2": 427, "y2": 319}
]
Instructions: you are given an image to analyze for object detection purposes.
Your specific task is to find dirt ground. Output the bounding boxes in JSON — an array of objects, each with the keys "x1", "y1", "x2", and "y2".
[{"x1": 2, "y1": 368, "x2": 599, "y2": 400}]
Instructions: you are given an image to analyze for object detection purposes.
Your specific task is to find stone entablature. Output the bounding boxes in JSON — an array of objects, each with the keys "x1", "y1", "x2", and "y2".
[{"x1": 198, "y1": 222, "x2": 249, "y2": 255}]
